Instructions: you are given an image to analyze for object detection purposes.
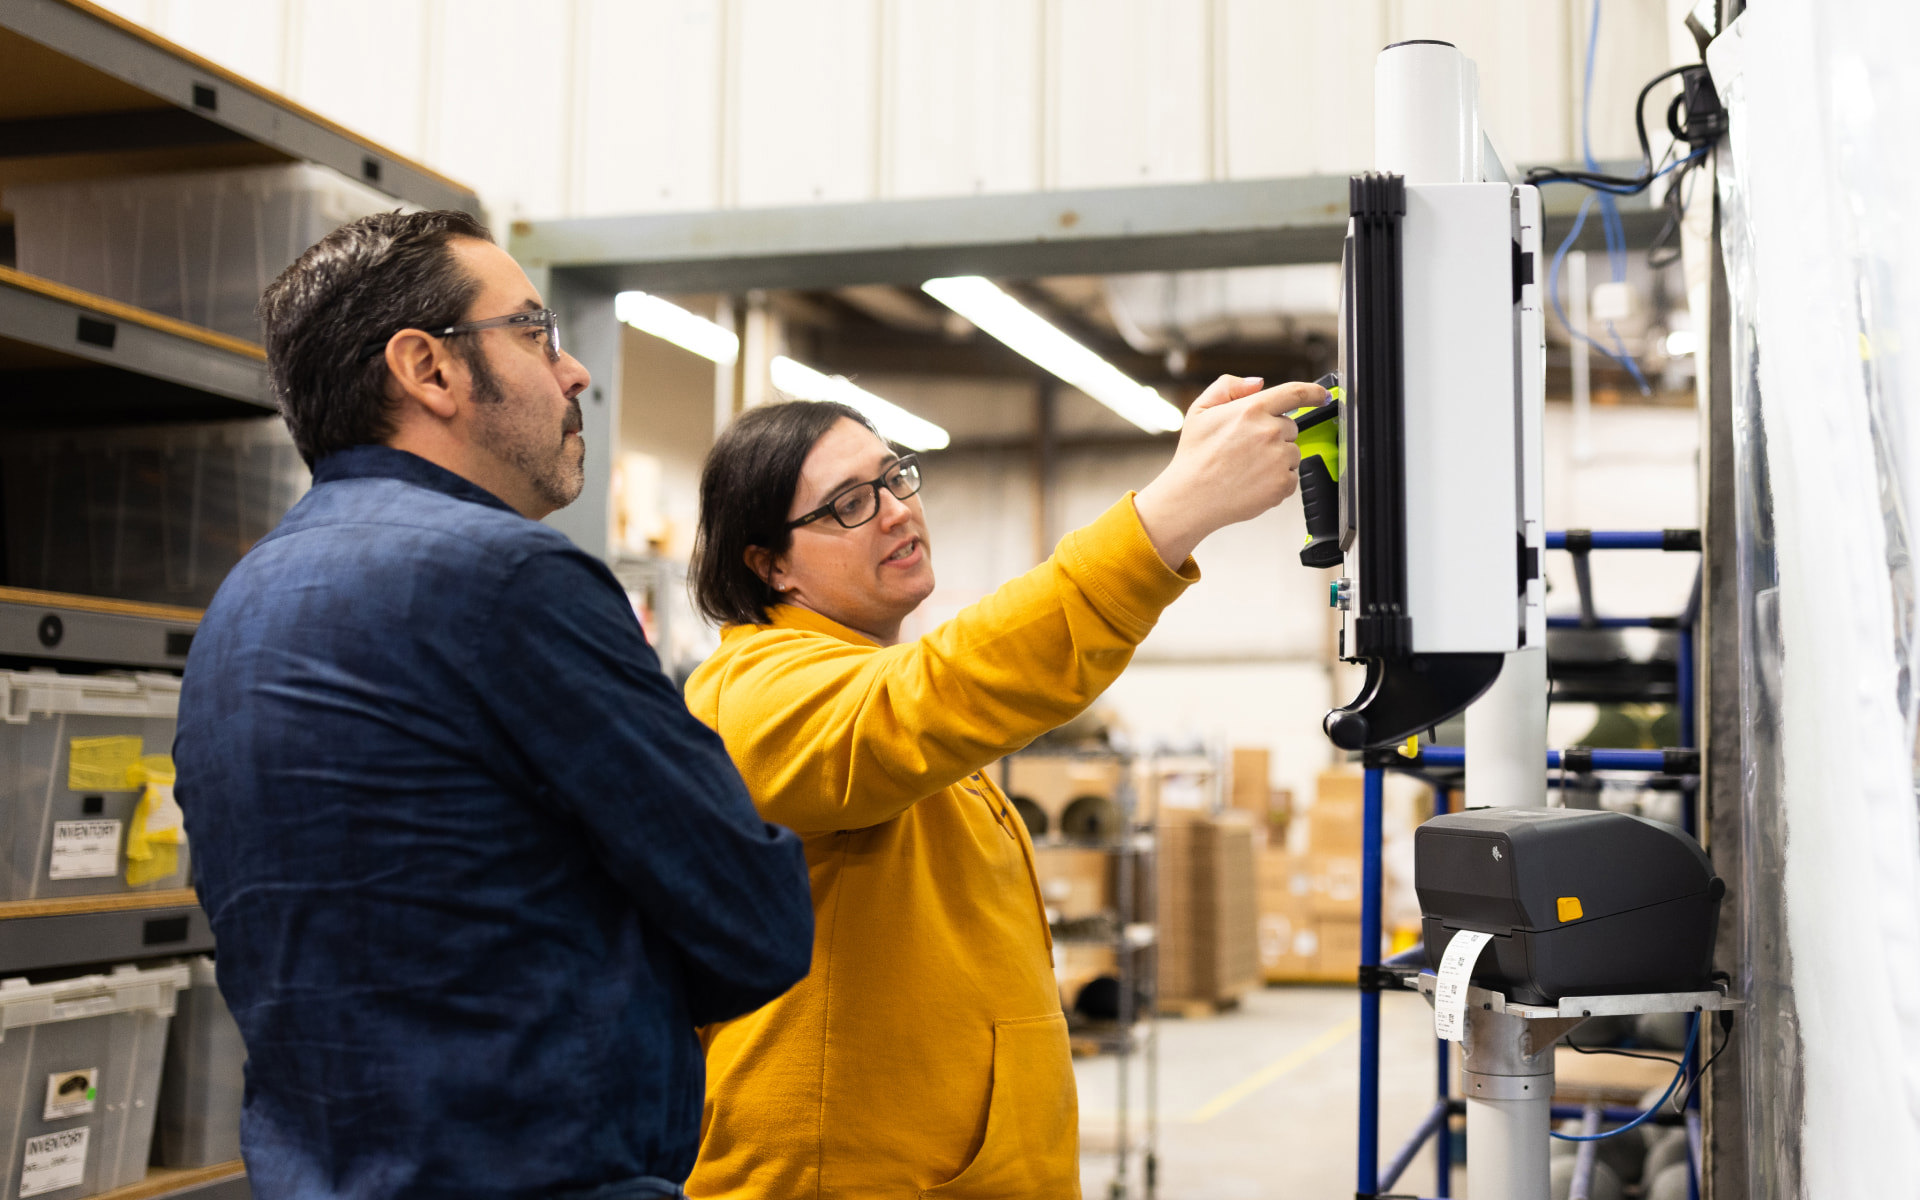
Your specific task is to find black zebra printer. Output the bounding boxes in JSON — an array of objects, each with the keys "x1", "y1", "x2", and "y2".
[{"x1": 1416, "y1": 807, "x2": 1723, "y2": 1005}]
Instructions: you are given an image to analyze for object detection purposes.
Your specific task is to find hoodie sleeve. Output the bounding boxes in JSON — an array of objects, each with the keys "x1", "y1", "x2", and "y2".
[{"x1": 696, "y1": 494, "x2": 1198, "y2": 833}]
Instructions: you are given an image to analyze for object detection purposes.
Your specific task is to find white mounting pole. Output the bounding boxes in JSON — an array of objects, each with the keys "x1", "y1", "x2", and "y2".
[
  {"x1": 1377, "y1": 39, "x2": 1552, "y2": 1200},
  {"x1": 1375, "y1": 41, "x2": 1482, "y2": 185},
  {"x1": 1570, "y1": 251, "x2": 1593, "y2": 463}
]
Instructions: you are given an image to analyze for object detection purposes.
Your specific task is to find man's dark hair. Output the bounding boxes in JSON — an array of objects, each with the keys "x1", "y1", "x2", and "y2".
[
  {"x1": 260, "y1": 209, "x2": 493, "y2": 467},
  {"x1": 690, "y1": 400, "x2": 882, "y2": 627}
]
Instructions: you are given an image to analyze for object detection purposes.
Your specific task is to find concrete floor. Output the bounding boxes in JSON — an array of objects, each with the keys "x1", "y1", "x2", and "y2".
[{"x1": 1076, "y1": 985, "x2": 1463, "y2": 1200}]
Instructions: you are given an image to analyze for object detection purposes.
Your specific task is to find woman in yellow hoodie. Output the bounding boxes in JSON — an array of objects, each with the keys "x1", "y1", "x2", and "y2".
[{"x1": 683, "y1": 374, "x2": 1321, "y2": 1199}]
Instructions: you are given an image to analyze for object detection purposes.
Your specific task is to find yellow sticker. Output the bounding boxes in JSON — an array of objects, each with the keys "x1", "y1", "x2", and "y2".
[
  {"x1": 1557, "y1": 896, "x2": 1584, "y2": 923},
  {"x1": 67, "y1": 737, "x2": 144, "y2": 792}
]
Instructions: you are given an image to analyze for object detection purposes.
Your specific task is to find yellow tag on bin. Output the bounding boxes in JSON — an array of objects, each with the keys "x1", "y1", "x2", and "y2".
[
  {"x1": 68, "y1": 736, "x2": 144, "y2": 791},
  {"x1": 124, "y1": 754, "x2": 184, "y2": 887}
]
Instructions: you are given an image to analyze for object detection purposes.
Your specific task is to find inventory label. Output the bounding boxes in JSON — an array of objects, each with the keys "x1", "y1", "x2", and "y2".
[
  {"x1": 43, "y1": 1070, "x2": 97, "y2": 1121},
  {"x1": 48, "y1": 821, "x2": 121, "y2": 880},
  {"x1": 1433, "y1": 928, "x2": 1494, "y2": 1042},
  {"x1": 21, "y1": 1127, "x2": 88, "y2": 1198}
]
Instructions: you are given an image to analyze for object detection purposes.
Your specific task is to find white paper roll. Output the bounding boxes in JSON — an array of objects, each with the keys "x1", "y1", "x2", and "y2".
[{"x1": 1433, "y1": 928, "x2": 1494, "y2": 1041}]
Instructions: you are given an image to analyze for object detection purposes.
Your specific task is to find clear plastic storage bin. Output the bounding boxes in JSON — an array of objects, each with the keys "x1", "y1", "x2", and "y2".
[
  {"x1": 0, "y1": 671, "x2": 190, "y2": 900},
  {"x1": 1, "y1": 419, "x2": 309, "y2": 610},
  {"x1": 0, "y1": 963, "x2": 189, "y2": 1200},
  {"x1": 154, "y1": 957, "x2": 244, "y2": 1168},
  {"x1": 5, "y1": 163, "x2": 403, "y2": 343}
]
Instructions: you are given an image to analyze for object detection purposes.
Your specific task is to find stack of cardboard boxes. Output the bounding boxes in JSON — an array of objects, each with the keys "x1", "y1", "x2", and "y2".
[
  {"x1": 1155, "y1": 810, "x2": 1259, "y2": 1010},
  {"x1": 1257, "y1": 769, "x2": 1368, "y2": 983}
]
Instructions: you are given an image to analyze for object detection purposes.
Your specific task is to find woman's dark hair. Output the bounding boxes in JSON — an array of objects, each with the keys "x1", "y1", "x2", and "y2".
[
  {"x1": 259, "y1": 209, "x2": 493, "y2": 467},
  {"x1": 690, "y1": 400, "x2": 881, "y2": 627}
]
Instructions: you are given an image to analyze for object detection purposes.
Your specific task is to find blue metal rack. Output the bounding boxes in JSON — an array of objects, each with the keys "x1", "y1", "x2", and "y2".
[{"x1": 1352, "y1": 531, "x2": 1704, "y2": 1200}]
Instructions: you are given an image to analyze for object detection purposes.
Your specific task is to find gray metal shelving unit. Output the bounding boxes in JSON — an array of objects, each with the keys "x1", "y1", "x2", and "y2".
[
  {"x1": 0, "y1": 8, "x2": 480, "y2": 1195},
  {"x1": 0, "y1": 0, "x2": 482, "y2": 424}
]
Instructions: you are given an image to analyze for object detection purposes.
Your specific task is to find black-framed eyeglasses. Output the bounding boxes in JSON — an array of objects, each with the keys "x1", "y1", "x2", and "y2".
[
  {"x1": 786, "y1": 456, "x2": 922, "y2": 530},
  {"x1": 358, "y1": 308, "x2": 562, "y2": 363}
]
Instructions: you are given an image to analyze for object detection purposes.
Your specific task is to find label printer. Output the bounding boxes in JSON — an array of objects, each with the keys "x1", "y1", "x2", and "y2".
[{"x1": 1416, "y1": 807, "x2": 1724, "y2": 1005}]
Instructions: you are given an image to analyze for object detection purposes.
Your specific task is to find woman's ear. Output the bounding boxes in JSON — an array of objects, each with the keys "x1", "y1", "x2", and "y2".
[{"x1": 744, "y1": 545, "x2": 783, "y2": 592}]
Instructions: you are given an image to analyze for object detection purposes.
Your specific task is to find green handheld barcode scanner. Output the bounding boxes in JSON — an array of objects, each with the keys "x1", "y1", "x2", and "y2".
[{"x1": 1287, "y1": 374, "x2": 1342, "y2": 569}]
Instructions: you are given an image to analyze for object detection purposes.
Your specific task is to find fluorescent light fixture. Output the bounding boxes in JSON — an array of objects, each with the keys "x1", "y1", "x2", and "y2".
[
  {"x1": 769, "y1": 356, "x2": 951, "y2": 451},
  {"x1": 615, "y1": 291, "x2": 738, "y2": 364},
  {"x1": 1664, "y1": 329, "x2": 1698, "y2": 357},
  {"x1": 921, "y1": 275, "x2": 1184, "y2": 433}
]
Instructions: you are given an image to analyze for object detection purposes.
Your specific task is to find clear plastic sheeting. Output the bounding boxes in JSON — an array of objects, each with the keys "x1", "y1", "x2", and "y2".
[
  {"x1": 1715, "y1": 3, "x2": 1920, "y2": 1195},
  {"x1": 2, "y1": 419, "x2": 309, "y2": 609},
  {"x1": 1713, "y1": 45, "x2": 1799, "y2": 1197}
]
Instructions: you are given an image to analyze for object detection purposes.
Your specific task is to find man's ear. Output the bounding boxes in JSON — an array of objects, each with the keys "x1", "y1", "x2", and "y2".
[
  {"x1": 383, "y1": 330, "x2": 463, "y2": 421},
  {"x1": 743, "y1": 545, "x2": 785, "y2": 593}
]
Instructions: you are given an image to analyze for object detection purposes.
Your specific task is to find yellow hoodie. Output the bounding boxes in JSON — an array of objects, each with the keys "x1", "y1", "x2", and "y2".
[{"x1": 683, "y1": 496, "x2": 1197, "y2": 1200}]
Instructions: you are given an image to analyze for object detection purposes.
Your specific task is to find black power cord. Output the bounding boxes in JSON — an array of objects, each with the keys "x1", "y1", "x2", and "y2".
[
  {"x1": 1672, "y1": 1008, "x2": 1736, "y2": 1112},
  {"x1": 1525, "y1": 65, "x2": 1705, "y2": 195},
  {"x1": 1526, "y1": 62, "x2": 1728, "y2": 271},
  {"x1": 1560, "y1": 1035, "x2": 1689, "y2": 1067}
]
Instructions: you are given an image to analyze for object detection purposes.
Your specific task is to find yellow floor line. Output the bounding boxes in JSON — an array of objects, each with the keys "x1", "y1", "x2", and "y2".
[{"x1": 1180, "y1": 1016, "x2": 1362, "y2": 1124}]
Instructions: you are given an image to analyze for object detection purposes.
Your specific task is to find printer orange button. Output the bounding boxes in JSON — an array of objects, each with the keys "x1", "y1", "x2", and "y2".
[{"x1": 1556, "y1": 896, "x2": 1584, "y2": 922}]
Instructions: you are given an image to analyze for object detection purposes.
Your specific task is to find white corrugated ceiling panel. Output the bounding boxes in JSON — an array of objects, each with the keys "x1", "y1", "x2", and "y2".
[
  {"x1": 1220, "y1": 0, "x2": 1388, "y2": 178},
  {"x1": 574, "y1": 0, "x2": 726, "y2": 216},
  {"x1": 1049, "y1": 0, "x2": 1212, "y2": 190},
  {"x1": 424, "y1": 1, "x2": 573, "y2": 221},
  {"x1": 285, "y1": 0, "x2": 431, "y2": 162},
  {"x1": 881, "y1": 0, "x2": 1043, "y2": 199},
  {"x1": 731, "y1": 0, "x2": 882, "y2": 207}
]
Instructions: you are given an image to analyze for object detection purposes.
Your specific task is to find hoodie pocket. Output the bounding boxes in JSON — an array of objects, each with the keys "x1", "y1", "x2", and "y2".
[{"x1": 920, "y1": 1012, "x2": 1080, "y2": 1199}]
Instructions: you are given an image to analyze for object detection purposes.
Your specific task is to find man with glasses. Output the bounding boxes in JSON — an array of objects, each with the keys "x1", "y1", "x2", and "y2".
[
  {"x1": 679, "y1": 382, "x2": 1320, "y2": 1198},
  {"x1": 173, "y1": 210, "x2": 814, "y2": 1200}
]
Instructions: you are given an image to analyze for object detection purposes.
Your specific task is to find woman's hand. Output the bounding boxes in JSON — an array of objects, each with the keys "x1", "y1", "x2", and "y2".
[{"x1": 1132, "y1": 374, "x2": 1329, "y2": 569}]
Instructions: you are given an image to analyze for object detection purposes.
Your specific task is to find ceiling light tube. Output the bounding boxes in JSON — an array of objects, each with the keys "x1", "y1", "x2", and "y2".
[
  {"x1": 615, "y1": 291, "x2": 739, "y2": 364},
  {"x1": 769, "y1": 356, "x2": 951, "y2": 451},
  {"x1": 920, "y1": 275, "x2": 1185, "y2": 433}
]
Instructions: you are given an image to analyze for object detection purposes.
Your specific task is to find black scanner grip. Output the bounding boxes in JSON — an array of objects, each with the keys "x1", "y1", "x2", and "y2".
[{"x1": 1298, "y1": 455, "x2": 1341, "y2": 568}]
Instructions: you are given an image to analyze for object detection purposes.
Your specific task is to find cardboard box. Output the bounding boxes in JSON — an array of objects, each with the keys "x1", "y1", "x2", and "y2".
[
  {"x1": 1315, "y1": 917, "x2": 1364, "y2": 980},
  {"x1": 1309, "y1": 851, "x2": 1364, "y2": 918},
  {"x1": 1258, "y1": 847, "x2": 1312, "y2": 909},
  {"x1": 1229, "y1": 747, "x2": 1271, "y2": 820},
  {"x1": 1032, "y1": 845, "x2": 1111, "y2": 921},
  {"x1": 1308, "y1": 768, "x2": 1366, "y2": 854},
  {"x1": 1054, "y1": 942, "x2": 1117, "y2": 1013},
  {"x1": 1157, "y1": 813, "x2": 1260, "y2": 1005},
  {"x1": 1005, "y1": 755, "x2": 1125, "y2": 834},
  {"x1": 1258, "y1": 909, "x2": 1320, "y2": 979}
]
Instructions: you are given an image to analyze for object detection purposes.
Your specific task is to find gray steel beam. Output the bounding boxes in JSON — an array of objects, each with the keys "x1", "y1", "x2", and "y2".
[
  {"x1": 1, "y1": 0, "x2": 478, "y2": 214},
  {"x1": 540, "y1": 274, "x2": 620, "y2": 559},
  {"x1": 0, "y1": 278, "x2": 271, "y2": 406},
  {"x1": 513, "y1": 168, "x2": 1668, "y2": 292}
]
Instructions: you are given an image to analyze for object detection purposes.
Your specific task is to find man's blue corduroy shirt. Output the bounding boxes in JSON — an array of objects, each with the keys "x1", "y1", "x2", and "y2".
[{"x1": 174, "y1": 445, "x2": 813, "y2": 1200}]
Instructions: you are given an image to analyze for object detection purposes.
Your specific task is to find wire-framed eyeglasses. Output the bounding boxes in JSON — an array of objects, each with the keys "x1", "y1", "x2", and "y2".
[
  {"x1": 358, "y1": 308, "x2": 562, "y2": 363},
  {"x1": 786, "y1": 456, "x2": 923, "y2": 530}
]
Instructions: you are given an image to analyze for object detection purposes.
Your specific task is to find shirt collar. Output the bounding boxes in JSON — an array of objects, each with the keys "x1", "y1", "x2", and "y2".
[{"x1": 311, "y1": 445, "x2": 519, "y2": 516}]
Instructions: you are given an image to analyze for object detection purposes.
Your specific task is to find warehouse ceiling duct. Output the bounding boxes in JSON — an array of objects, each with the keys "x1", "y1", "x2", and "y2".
[{"x1": 1101, "y1": 265, "x2": 1341, "y2": 355}]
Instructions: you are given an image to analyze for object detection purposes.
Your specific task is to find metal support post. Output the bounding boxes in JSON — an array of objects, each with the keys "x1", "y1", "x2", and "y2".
[
  {"x1": 1460, "y1": 1006, "x2": 1575, "y2": 1200},
  {"x1": 1434, "y1": 785, "x2": 1454, "y2": 1198},
  {"x1": 1357, "y1": 767, "x2": 1385, "y2": 1196},
  {"x1": 1464, "y1": 645, "x2": 1547, "y2": 809}
]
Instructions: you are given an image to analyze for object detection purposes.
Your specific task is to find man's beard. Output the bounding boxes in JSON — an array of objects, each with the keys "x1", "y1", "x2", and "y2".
[{"x1": 466, "y1": 346, "x2": 585, "y2": 511}]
